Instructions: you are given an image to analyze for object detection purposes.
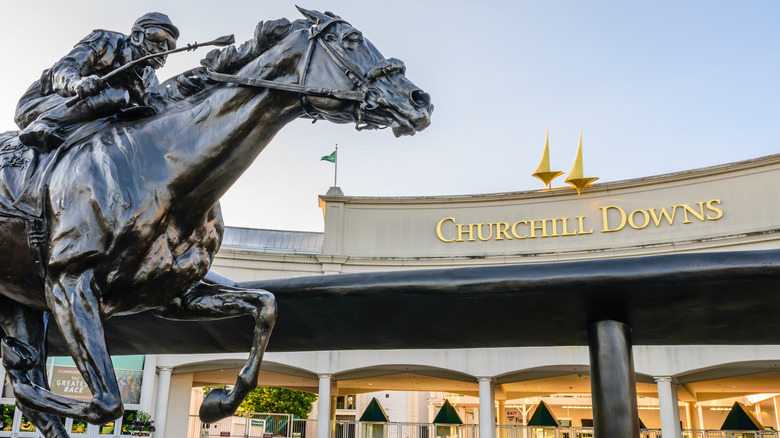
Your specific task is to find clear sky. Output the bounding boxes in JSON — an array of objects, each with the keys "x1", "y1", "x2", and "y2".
[{"x1": 1, "y1": 1, "x2": 777, "y2": 232}]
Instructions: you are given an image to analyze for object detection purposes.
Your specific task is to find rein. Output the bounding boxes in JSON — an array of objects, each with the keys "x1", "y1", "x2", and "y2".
[
  {"x1": 205, "y1": 71, "x2": 365, "y2": 102},
  {"x1": 206, "y1": 19, "x2": 388, "y2": 130}
]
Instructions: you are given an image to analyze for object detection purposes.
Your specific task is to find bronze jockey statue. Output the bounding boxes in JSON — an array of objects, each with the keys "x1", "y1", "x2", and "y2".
[{"x1": 15, "y1": 12, "x2": 179, "y2": 151}]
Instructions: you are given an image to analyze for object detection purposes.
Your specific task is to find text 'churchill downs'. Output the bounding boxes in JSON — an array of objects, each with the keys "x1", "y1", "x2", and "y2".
[{"x1": 436, "y1": 199, "x2": 723, "y2": 243}]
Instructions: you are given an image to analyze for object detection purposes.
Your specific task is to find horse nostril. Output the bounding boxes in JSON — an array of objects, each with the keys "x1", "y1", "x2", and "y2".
[{"x1": 410, "y1": 90, "x2": 431, "y2": 109}]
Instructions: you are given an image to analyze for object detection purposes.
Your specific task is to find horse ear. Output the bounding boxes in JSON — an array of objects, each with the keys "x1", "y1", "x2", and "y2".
[{"x1": 296, "y1": 6, "x2": 330, "y2": 24}]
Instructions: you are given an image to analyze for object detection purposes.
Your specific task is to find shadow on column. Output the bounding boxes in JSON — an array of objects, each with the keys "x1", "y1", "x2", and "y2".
[{"x1": 588, "y1": 320, "x2": 639, "y2": 438}]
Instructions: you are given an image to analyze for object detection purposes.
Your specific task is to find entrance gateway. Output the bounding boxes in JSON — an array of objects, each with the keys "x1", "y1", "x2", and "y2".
[{"x1": 52, "y1": 153, "x2": 780, "y2": 438}]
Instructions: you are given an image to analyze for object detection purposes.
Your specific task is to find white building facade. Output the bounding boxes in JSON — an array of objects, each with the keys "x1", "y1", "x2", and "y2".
[{"x1": 4, "y1": 155, "x2": 780, "y2": 437}]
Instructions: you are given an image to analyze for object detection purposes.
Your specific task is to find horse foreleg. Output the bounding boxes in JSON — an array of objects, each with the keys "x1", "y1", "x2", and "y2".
[
  {"x1": 0, "y1": 299, "x2": 69, "y2": 438},
  {"x1": 6, "y1": 269, "x2": 122, "y2": 425},
  {"x1": 154, "y1": 281, "x2": 276, "y2": 423}
]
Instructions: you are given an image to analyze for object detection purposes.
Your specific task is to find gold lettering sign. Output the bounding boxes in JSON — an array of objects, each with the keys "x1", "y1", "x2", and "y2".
[{"x1": 436, "y1": 199, "x2": 723, "y2": 243}]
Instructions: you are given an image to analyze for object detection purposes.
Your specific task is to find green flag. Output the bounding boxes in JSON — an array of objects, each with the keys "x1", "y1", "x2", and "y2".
[{"x1": 321, "y1": 150, "x2": 336, "y2": 163}]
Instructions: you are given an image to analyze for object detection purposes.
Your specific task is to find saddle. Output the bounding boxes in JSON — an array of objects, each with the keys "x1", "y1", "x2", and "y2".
[
  {"x1": 0, "y1": 106, "x2": 155, "y2": 221},
  {"x1": 0, "y1": 132, "x2": 44, "y2": 219},
  {"x1": 0, "y1": 109, "x2": 154, "y2": 282},
  {"x1": 0, "y1": 133, "x2": 50, "y2": 280}
]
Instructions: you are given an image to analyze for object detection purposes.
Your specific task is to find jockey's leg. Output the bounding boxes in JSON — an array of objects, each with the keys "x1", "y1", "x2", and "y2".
[
  {"x1": 19, "y1": 88, "x2": 130, "y2": 151},
  {"x1": 0, "y1": 297, "x2": 69, "y2": 438},
  {"x1": 4, "y1": 269, "x2": 122, "y2": 425},
  {"x1": 154, "y1": 281, "x2": 277, "y2": 423}
]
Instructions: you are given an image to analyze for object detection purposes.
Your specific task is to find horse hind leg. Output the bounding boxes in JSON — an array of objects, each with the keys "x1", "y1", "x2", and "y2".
[
  {"x1": 154, "y1": 281, "x2": 277, "y2": 423},
  {"x1": 0, "y1": 300, "x2": 70, "y2": 438}
]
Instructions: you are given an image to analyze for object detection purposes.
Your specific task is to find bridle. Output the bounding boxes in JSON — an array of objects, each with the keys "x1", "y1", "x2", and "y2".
[{"x1": 206, "y1": 18, "x2": 404, "y2": 131}]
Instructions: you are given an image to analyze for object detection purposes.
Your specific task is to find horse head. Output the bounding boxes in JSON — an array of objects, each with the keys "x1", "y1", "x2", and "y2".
[
  {"x1": 294, "y1": 7, "x2": 432, "y2": 136},
  {"x1": 207, "y1": 7, "x2": 433, "y2": 138}
]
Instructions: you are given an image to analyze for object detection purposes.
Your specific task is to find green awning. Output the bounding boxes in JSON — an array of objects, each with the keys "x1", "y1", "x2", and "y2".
[
  {"x1": 433, "y1": 400, "x2": 463, "y2": 424},
  {"x1": 721, "y1": 402, "x2": 764, "y2": 431},
  {"x1": 359, "y1": 397, "x2": 389, "y2": 422},
  {"x1": 527, "y1": 401, "x2": 559, "y2": 427}
]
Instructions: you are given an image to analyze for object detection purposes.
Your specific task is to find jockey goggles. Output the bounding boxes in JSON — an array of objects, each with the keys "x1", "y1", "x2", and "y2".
[{"x1": 141, "y1": 26, "x2": 177, "y2": 50}]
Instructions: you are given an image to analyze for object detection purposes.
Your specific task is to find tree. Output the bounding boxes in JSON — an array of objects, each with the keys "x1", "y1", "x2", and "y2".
[{"x1": 238, "y1": 387, "x2": 317, "y2": 418}]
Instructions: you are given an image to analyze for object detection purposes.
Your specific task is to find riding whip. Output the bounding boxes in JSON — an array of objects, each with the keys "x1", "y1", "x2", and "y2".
[{"x1": 65, "y1": 34, "x2": 236, "y2": 107}]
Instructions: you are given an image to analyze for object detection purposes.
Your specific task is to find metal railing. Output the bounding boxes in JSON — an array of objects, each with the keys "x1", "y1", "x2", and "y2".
[
  {"x1": 386, "y1": 421, "x2": 433, "y2": 438},
  {"x1": 292, "y1": 418, "x2": 318, "y2": 438},
  {"x1": 498, "y1": 425, "x2": 596, "y2": 438},
  {"x1": 494, "y1": 425, "x2": 780, "y2": 438},
  {"x1": 188, "y1": 412, "x2": 294, "y2": 438},
  {"x1": 683, "y1": 431, "x2": 780, "y2": 438},
  {"x1": 684, "y1": 431, "x2": 727, "y2": 438},
  {"x1": 332, "y1": 420, "x2": 478, "y2": 438},
  {"x1": 188, "y1": 416, "x2": 780, "y2": 438},
  {"x1": 496, "y1": 425, "x2": 663, "y2": 438}
]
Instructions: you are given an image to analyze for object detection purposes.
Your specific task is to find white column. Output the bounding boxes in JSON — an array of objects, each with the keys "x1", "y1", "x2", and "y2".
[
  {"x1": 655, "y1": 377, "x2": 679, "y2": 438},
  {"x1": 521, "y1": 404, "x2": 528, "y2": 438},
  {"x1": 478, "y1": 377, "x2": 495, "y2": 438},
  {"x1": 139, "y1": 355, "x2": 158, "y2": 415},
  {"x1": 684, "y1": 403, "x2": 693, "y2": 430},
  {"x1": 497, "y1": 400, "x2": 505, "y2": 438},
  {"x1": 671, "y1": 383, "x2": 682, "y2": 437},
  {"x1": 490, "y1": 384, "x2": 496, "y2": 420},
  {"x1": 755, "y1": 403, "x2": 763, "y2": 424},
  {"x1": 154, "y1": 366, "x2": 173, "y2": 434},
  {"x1": 428, "y1": 393, "x2": 436, "y2": 425},
  {"x1": 163, "y1": 372, "x2": 194, "y2": 438},
  {"x1": 697, "y1": 405, "x2": 704, "y2": 430},
  {"x1": 317, "y1": 374, "x2": 333, "y2": 438},
  {"x1": 419, "y1": 392, "x2": 429, "y2": 423},
  {"x1": 773, "y1": 397, "x2": 780, "y2": 431}
]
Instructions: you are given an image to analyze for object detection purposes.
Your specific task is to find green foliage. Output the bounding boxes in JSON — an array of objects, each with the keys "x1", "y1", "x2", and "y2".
[
  {"x1": 123, "y1": 410, "x2": 155, "y2": 432},
  {"x1": 238, "y1": 387, "x2": 317, "y2": 418},
  {"x1": 203, "y1": 385, "x2": 226, "y2": 396}
]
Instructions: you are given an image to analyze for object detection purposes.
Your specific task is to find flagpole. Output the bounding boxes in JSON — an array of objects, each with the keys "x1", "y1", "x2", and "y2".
[{"x1": 334, "y1": 144, "x2": 338, "y2": 187}]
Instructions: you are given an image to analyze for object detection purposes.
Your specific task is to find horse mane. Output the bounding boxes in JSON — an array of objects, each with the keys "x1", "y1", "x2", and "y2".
[
  {"x1": 157, "y1": 18, "x2": 310, "y2": 103},
  {"x1": 201, "y1": 18, "x2": 309, "y2": 73},
  {"x1": 200, "y1": 10, "x2": 343, "y2": 74}
]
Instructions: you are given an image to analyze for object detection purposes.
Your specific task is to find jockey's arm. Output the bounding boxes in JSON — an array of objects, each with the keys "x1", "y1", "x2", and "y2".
[
  {"x1": 138, "y1": 66, "x2": 167, "y2": 110},
  {"x1": 49, "y1": 47, "x2": 101, "y2": 98},
  {"x1": 49, "y1": 32, "x2": 118, "y2": 98}
]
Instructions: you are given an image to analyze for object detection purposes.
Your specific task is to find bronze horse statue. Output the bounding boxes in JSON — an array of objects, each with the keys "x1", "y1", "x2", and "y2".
[{"x1": 0, "y1": 7, "x2": 431, "y2": 437}]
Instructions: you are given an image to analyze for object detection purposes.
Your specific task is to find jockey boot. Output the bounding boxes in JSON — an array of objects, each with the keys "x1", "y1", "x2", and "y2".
[
  {"x1": 19, "y1": 87, "x2": 131, "y2": 151},
  {"x1": 18, "y1": 120, "x2": 65, "y2": 151}
]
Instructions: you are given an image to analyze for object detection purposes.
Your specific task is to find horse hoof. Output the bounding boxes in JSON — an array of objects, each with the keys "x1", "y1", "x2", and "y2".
[
  {"x1": 1, "y1": 337, "x2": 37, "y2": 371},
  {"x1": 199, "y1": 388, "x2": 235, "y2": 423}
]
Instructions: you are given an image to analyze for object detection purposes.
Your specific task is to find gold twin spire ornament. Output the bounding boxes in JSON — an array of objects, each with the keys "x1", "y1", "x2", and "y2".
[
  {"x1": 532, "y1": 126, "x2": 599, "y2": 195},
  {"x1": 531, "y1": 125, "x2": 564, "y2": 189},
  {"x1": 564, "y1": 128, "x2": 599, "y2": 194}
]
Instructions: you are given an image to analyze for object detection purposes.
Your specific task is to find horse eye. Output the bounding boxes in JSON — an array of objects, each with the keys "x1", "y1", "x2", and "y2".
[
  {"x1": 324, "y1": 34, "x2": 337, "y2": 42},
  {"x1": 344, "y1": 32, "x2": 363, "y2": 45}
]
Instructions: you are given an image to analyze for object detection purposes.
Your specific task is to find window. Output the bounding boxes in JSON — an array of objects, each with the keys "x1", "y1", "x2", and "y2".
[{"x1": 336, "y1": 396, "x2": 356, "y2": 410}]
